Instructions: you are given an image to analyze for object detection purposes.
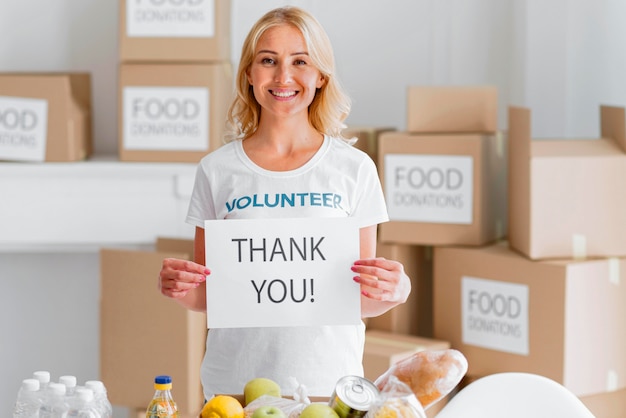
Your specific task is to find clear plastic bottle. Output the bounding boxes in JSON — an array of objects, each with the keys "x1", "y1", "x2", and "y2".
[
  {"x1": 84, "y1": 380, "x2": 112, "y2": 418},
  {"x1": 33, "y1": 371, "x2": 51, "y2": 391},
  {"x1": 145, "y1": 375, "x2": 179, "y2": 418},
  {"x1": 59, "y1": 375, "x2": 78, "y2": 397},
  {"x1": 67, "y1": 388, "x2": 99, "y2": 418},
  {"x1": 40, "y1": 382, "x2": 69, "y2": 418},
  {"x1": 13, "y1": 378, "x2": 41, "y2": 418}
]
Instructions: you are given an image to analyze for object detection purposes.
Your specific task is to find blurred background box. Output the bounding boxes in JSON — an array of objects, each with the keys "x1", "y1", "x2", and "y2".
[
  {"x1": 343, "y1": 125, "x2": 395, "y2": 164},
  {"x1": 579, "y1": 387, "x2": 626, "y2": 418},
  {"x1": 0, "y1": 72, "x2": 91, "y2": 162},
  {"x1": 508, "y1": 105, "x2": 626, "y2": 260},
  {"x1": 100, "y1": 237, "x2": 206, "y2": 415},
  {"x1": 118, "y1": 62, "x2": 232, "y2": 163},
  {"x1": 433, "y1": 242, "x2": 626, "y2": 397},
  {"x1": 378, "y1": 131, "x2": 507, "y2": 246},
  {"x1": 367, "y1": 244, "x2": 434, "y2": 337},
  {"x1": 119, "y1": 0, "x2": 230, "y2": 63},
  {"x1": 407, "y1": 86, "x2": 497, "y2": 134}
]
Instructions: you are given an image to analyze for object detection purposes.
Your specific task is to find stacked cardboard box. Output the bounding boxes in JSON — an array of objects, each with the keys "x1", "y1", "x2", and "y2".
[
  {"x1": 117, "y1": 0, "x2": 233, "y2": 163},
  {"x1": 0, "y1": 72, "x2": 92, "y2": 162},
  {"x1": 365, "y1": 86, "x2": 506, "y2": 341},
  {"x1": 100, "y1": 238, "x2": 206, "y2": 417},
  {"x1": 378, "y1": 86, "x2": 507, "y2": 247},
  {"x1": 432, "y1": 104, "x2": 626, "y2": 414}
]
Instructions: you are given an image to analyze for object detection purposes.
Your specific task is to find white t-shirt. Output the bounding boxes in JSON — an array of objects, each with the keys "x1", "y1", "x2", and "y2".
[{"x1": 186, "y1": 135, "x2": 389, "y2": 399}]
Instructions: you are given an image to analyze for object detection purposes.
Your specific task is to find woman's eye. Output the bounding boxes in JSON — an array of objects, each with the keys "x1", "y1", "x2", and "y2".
[
  {"x1": 261, "y1": 57, "x2": 275, "y2": 65},
  {"x1": 294, "y1": 59, "x2": 307, "y2": 65}
]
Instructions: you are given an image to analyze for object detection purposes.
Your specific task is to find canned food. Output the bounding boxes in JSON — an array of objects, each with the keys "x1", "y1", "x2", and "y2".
[{"x1": 329, "y1": 375, "x2": 380, "y2": 418}]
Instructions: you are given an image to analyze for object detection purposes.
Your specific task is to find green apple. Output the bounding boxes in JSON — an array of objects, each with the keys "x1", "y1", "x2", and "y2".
[
  {"x1": 251, "y1": 405, "x2": 287, "y2": 418},
  {"x1": 299, "y1": 403, "x2": 340, "y2": 418},
  {"x1": 243, "y1": 377, "x2": 281, "y2": 405}
]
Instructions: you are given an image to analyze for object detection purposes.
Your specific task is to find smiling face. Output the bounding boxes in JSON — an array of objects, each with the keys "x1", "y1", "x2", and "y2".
[{"x1": 246, "y1": 24, "x2": 326, "y2": 123}]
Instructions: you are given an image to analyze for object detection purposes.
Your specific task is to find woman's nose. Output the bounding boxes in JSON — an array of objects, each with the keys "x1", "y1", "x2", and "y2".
[{"x1": 274, "y1": 63, "x2": 292, "y2": 84}]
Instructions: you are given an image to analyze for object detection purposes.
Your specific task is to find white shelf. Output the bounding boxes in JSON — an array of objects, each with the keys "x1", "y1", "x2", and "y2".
[{"x1": 0, "y1": 154, "x2": 198, "y2": 252}]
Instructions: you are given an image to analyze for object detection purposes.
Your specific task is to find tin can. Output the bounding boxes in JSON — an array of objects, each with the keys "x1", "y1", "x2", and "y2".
[{"x1": 329, "y1": 375, "x2": 380, "y2": 418}]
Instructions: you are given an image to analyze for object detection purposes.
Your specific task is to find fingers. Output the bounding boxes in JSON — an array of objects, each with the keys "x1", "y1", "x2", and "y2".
[
  {"x1": 352, "y1": 257, "x2": 409, "y2": 302},
  {"x1": 159, "y1": 257, "x2": 209, "y2": 299}
]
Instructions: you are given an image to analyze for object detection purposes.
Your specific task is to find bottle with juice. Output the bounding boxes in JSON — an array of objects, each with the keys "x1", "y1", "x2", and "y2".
[{"x1": 146, "y1": 375, "x2": 179, "y2": 418}]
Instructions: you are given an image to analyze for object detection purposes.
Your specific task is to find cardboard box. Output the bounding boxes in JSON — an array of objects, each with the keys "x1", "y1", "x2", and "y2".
[
  {"x1": 343, "y1": 126, "x2": 395, "y2": 164},
  {"x1": 363, "y1": 330, "x2": 450, "y2": 382},
  {"x1": 407, "y1": 86, "x2": 497, "y2": 133},
  {"x1": 0, "y1": 72, "x2": 92, "y2": 162},
  {"x1": 100, "y1": 238, "x2": 207, "y2": 414},
  {"x1": 508, "y1": 105, "x2": 626, "y2": 260},
  {"x1": 366, "y1": 244, "x2": 434, "y2": 337},
  {"x1": 119, "y1": 0, "x2": 230, "y2": 63},
  {"x1": 579, "y1": 388, "x2": 626, "y2": 418},
  {"x1": 118, "y1": 62, "x2": 233, "y2": 162},
  {"x1": 378, "y1": 131, "x2": 507, "y2": 246},
  {"x1": 433, "y1": 242, "x2": 626, "y2": 397}
]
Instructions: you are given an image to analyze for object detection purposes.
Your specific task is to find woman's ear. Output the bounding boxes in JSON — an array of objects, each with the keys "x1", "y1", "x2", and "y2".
[
  {"x1": 247, "y1": 70, "x2": 253, "y2": 86},
  {"x1": 316, "y1": 74, "x2": 326, "y2": 89}
]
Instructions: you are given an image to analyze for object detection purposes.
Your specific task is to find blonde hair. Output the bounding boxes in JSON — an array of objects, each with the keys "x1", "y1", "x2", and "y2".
[{"x1": 226, "y1": 6, "x2": 353, "y2": 143}]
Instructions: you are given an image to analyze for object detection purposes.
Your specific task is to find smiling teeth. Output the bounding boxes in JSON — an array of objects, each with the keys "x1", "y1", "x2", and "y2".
[{"x1": 272, "y1": 91, "x2": 296, "y2": 98}]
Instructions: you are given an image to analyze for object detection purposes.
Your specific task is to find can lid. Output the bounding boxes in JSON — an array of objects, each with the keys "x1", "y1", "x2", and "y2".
[{"x1": 335, "y1": 376, "x2": 379, "y2": 410}]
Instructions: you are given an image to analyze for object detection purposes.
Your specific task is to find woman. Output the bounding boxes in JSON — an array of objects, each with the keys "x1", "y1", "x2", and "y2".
[{"x1": 159, "y1": 6, "x2": 411, "y2": 399}]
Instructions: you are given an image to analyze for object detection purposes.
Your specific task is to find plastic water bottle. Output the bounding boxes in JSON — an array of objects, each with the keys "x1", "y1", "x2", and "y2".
[
  {"x1": 13, "y1": 378, "x2": 41, "y2": 418},
  {"x1": 33, "y1": 371, "x2": 51, "y2": 391},
  {"x1": 146, "y1": 375, "x2": 179, "y2": 418},
  {"x1": 67, "y1": 388, "x2": 99, "y2": 418},
  {"x1": 59, "y1": 375, "x2": 77, "y2": 397},
  {"x1": 84, "y1": 380, "x2": 112, "y2": 418},
  {"x1": 40, "y1": 382, "x2": 69, "y2": 418}
]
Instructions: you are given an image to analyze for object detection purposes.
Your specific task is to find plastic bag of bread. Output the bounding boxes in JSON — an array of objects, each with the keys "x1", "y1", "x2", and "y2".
[
  {"x1": 365, "y1": 375, "x2": 426, "y2": 418},
  {"x1": 373, "y1": 349, "x2": 468, "y2": 410}
]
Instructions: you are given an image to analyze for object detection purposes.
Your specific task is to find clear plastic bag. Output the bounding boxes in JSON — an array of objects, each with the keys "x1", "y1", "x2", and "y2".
[
  {"x1": 244, "y1": 381, "x2": 325, "y2": 418},
  {"x1": 365, "y1": 375, "x2": 426, "y2": 418}
]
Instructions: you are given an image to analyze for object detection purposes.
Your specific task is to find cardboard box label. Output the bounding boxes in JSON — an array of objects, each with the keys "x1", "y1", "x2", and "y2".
[
  {"x1": 204, "y1": 217, "x2": 361, "y2": 328},
  {"x1": 461, "y1": 276, "x2": 529, "y2": 355},
  {"x1": 0, "y1": 96, "x2": 48, "y2": 161},
  {"x1": 126, "y1": 0, "x2": 216, "y2": 38},
  {"x1": 384, "y1": 154, "x2": 474, "y2": 224},
  {"x1": 122, "y1": 86, "x2": 209, "y2": 151}
]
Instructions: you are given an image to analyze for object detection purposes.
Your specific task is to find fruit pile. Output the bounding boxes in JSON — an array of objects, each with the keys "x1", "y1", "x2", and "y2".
[{"x1": 199, "y1": 349, "x2": 467, "y2": 418}]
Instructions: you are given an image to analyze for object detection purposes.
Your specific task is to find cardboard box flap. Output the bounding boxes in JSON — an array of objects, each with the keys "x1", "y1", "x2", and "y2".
[
  {"x1": 600, "y1": 105, "x2": 626, "y2": 153},
  {"x1": 156, "y1": 237, "x2": 195, "y2": 255}
]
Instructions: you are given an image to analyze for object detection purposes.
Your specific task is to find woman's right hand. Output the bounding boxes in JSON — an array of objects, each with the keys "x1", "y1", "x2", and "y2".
[{"x1": 159, "y1": 257, "x2": 209, "y2": 300}]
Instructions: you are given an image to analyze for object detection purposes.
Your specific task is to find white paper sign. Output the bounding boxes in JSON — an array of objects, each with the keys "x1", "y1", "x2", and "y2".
[
  {"x1": 462, "y1": 276, "x2": 529, "y2": 355},
  {"x1": 204, "y1": 217, "x2": 361, "y2": 329},
  {"x1": 0, "y1": 96, "x2": 48, "y2": 161},
  {"x1": 384, "y1": 154, "x2": 473, "y2": 224},
  {"x1": 126, "y1": 0, "x2": 216, "y2": 38},
  {"x1": 123, "y1": 86, "x2": 209, "y2": 151}
]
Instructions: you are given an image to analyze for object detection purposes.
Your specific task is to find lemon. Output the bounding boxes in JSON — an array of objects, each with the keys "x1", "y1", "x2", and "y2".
[{"x1": 201, "y1": 395, "x2": 245, "y2": 418}]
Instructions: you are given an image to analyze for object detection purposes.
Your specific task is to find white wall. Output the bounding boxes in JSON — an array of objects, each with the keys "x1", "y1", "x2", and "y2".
[{"x1": 1, "y1": 0, "x2": 625, "y2": 416}]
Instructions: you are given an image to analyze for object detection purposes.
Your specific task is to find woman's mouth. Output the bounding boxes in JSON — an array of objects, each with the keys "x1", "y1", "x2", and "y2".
[{"x1": 270, "y1": 90, "x2": 297, "y2": 98}]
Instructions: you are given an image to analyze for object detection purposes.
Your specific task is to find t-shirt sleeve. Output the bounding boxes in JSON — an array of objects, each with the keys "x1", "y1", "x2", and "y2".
[
  {"x1": 185, "y1": 162, "x2": 217, "y2": 228},
  {"x1": 352, "y1": 156, "x2": 389, "y2": 228}
]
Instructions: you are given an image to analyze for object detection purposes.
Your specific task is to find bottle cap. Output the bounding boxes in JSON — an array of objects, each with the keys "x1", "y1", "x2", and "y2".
[
  {"x1": 33, "y1": 371, "x2": 51, "y2": 384},
  {"x1": 59, "y1": 375, "x2": 77, "y2": 388},
  {"x1": 21, "y1": 379, "x2": 40, "y2": 392},
  {"x1": 154, "y1": 375, "x2": 173, "y2": 390},
  {"x1": 155, "y1": 375, "x2": 172, "y2": 384},
  {"x1": 48, "y1": 383, "x2": 66, "y2": 396},
  {"x1": 75, "y1": 387, "x2": 95, "y2": 402},
  {"x1": 85, "y1": 380, "x2": 105, "y2": 393}
]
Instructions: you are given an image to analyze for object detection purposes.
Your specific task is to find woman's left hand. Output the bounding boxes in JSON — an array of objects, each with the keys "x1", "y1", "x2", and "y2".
[{"x1": 351, "y1": 257, "x2": 411, "y2": 304}]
